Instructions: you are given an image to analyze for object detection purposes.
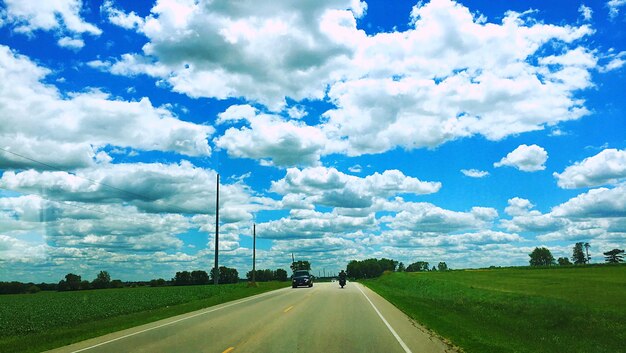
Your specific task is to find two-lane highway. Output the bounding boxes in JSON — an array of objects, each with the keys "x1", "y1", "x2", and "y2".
[{"x1": 47, "y1": 282, "x2": 454, "y2": 353}]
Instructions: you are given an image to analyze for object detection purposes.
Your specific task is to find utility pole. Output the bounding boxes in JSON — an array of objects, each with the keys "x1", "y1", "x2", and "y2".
[
  {"x1": 214, "y1": 173, "x2": 219, "y2": 285},
  {"x1": 252, "y1": 223, "x2": 256, "y2": 284},
  {"x1": 291, "y1": 253, "x2": 295, "y2": 271}
]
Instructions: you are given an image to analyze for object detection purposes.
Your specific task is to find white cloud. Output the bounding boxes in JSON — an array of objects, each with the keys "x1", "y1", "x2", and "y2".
[
  {"x1": 0, "y1": 46, "x2": 213, "y2": 170},
  {"x1": 1, "y1": 0, "x2": 101, "y2": 48},
  {"x1": 98, "y1": 0, "x2": 363, "y2": 110},
  {"x1": 0, "y1": 162, "x2": 274, "y2": 217},
  {"x1": 257, "y1": 209, "x2": 376, "y2": 239},
  {"x1": 384, "y1": 229, "x2": 522, "y2": 248},
  {"x1": 57, "y1": 37, "x2": 85, "y2": 50},
  {"x1": 579, "y1": 4, "x2": 593, "y2": 21},
  {"x1": 380, "y1": 202, "x2": 498, "y2": 234},
  {"x1": 100, "y1": 0, "x2": 144, "y2": 30},
  {"x1": 551, "y1": 183, "x2": 626, "y2": 218},
  {"x1": 461, "y1": 169, "x2": 489, "y2": 178},
  {"x1": 271, "y1": 167, "x2": 441, "y2": 208},
  {"x1": 599, "y1": 51, "x2": 626, "y2": 73},
  {"x1": 608, "y1": 0, "x2": 626, "y2": 18},
  {"x1": 215, "y1": 112, "x2": 334, "y2": 166},
  {"x1": 348, "y1": 164, "x2": 362, "y2": 173},
  {"x1": 494, "y1": 144, "x2": 548, "y2": 172},
  {"x1": 505, "y1": 197, "x2": 534, "y2": 216},
  {"x1": 99, "y1": 0, "x2": 596, "y2": 157},
  {"x1": 216, "y1": 104, "x2": 258, "y2": 125},
  {"x1": 554, "y1": 149, "x2": 626, "y2": 188}
]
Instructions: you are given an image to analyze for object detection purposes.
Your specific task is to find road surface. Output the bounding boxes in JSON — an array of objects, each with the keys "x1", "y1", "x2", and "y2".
[{"x1": 47, "y1": 282, "x2": 455, "y2": 353}]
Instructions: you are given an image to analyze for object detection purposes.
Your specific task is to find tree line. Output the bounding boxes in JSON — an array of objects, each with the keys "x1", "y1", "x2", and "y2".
[
  {"x1": 529, "y1": 242, "x2": 624, "y2": 266},
  {"x1": 346, "y1": 258, "x2": 450, "y2": 279},
  {"x1": 246, "y1": 268, "x2": 288, "y2": 282}
]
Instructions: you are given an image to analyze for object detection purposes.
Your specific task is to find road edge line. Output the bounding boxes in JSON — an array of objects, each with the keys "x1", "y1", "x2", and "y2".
[
  {"x1": 356, "y1": 283, "x2": 412, "y2": 353},
  {"x1": 70, "y1": 287, "x2": 288, "y2": 353}
]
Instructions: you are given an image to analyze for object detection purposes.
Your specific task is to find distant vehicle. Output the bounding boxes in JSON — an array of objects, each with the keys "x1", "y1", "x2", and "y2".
[{"x1": 292, "y1": 270, "x2": 313, "y2": 288}]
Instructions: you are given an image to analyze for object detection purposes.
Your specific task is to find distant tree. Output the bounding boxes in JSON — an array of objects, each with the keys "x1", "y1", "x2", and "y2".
[
  {"x1": 397, "y1": 262, "x2": 405, "y2": 272},
  {"x1": 80, "y1": 280, "x2": 91, "y2": 290},
  {"x1": 406, "y1": 261, "x2": 429, "y2": 272},
  {"x1": 92, "y1": 271, "x2": 111, "y2": 289},
  {"x1": 290, "y1": 260, "x2": 311, "y2": 271},
  {"x1": 529, "y1": 247, "x2": 555, "y2": 266},
  {"x1": 603, "y1": 249, "x2": 625, "y2": 263},
  {"x1": 275, "y1": 269, "x2": 288, "y2": 281},
  {"x1": 59, "y1": 273, "x2": 82, "y2": 291},
  {"x1": 347, "y1": 260, "x2": 362, "y2": 279},
  {"x1": 572, "y1": 242, "x2": 587, "y2": 265},
  {"x1": 173, "y1": 271, "x2": 192, "y2": 286},
  {"x1": 361, "y1": 258, "x2": 383, "y2": 278},
  {"x1": 557, "y1": 257, "x2": 572, "y2": 266},
  {"x1": 191, "y1": 270, "x2": 209, "y2": 285},
  {"x1": 378, "y1": 258, "x2": 398, "y2": 272},
  {"x1": 110, "y1": 279, "x2": 124, "y2": 288},
  {"x1": 150, "y1": 278, "x2": 167, "y2": 287},
  {"x1": 212, "y1": 266, "x2": 239, "y2": 284},
  {"x1": 437, "y1": 262, "x2": 448, "y2": 271}
]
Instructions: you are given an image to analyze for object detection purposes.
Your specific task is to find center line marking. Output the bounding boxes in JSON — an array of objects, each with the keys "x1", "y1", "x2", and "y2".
[
  {"x1": 284, "y1": 305, "x2": 294, "y2": 313},
  {"x1": 222, "y1": 347, "x2": 235, "y2": 353}
]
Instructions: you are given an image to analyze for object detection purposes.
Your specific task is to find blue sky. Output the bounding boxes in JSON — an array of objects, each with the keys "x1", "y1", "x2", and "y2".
[{"x1": 0, "y1": 0, "x2": 625, "y2": 282}]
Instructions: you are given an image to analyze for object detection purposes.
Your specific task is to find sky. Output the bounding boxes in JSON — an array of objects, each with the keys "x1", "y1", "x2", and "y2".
[{"x1": 0, "y1": 0, "x2": 625, "y2": 283}]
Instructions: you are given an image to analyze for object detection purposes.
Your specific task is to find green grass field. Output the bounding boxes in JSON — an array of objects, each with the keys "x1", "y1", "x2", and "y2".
[
  {"x1": 363, "y1": 265, "x2": 626, "y2": 353},
  {"x1": 0, "y1": 282, "x2": 288, "y2": 353}
]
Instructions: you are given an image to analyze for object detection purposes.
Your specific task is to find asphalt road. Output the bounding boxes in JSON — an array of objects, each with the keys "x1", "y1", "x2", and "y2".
[{"x1": 47, "y1": 282, "x2": 454, "y2": 353}]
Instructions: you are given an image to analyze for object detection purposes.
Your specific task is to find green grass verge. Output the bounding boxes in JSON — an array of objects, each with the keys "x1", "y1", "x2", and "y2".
[
  {"x1": 362, "y1": 265, "x2": 626, "y2": 353},
  {"x1": 0, "y1": 282, "x2": 288, "y2": 353}
]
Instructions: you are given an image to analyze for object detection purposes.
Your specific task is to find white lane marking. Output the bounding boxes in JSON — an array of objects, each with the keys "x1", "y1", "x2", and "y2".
[
  {"x1": 356, "y1": 284, "x2": 412, "y2": 353},
  {"x1": 70, "y1": 288, "x2": 289, "y2": 352}
]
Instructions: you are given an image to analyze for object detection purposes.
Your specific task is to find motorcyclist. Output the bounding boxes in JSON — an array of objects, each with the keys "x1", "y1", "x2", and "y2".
[{"x1": 338, "y1": 270, "x2": 347, "y2": 287}]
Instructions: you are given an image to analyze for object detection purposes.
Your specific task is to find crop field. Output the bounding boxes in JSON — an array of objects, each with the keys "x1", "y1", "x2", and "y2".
[
  {"x1": 0, "y1": 282, "x2": 288, "y2": 353},
  {"x1": 363, "y1": 265, "x2": 626, "y2": 353}
]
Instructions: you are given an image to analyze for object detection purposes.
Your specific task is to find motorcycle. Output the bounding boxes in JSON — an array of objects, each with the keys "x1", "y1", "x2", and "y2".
[{"x1": 339, "y1": 278, "x2": 346, "y2": 288}]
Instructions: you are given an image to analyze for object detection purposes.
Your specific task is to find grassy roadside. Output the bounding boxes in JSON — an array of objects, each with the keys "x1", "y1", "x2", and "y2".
[
  {"x1": 362, "y1": 265, "x2": 626, "y2": 353},
  {"x1": 0, "y1": 282, "x2": 288, "y2": 353}
]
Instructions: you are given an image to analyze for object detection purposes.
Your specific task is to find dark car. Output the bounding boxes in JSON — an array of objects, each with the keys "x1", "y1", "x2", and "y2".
[{"x1": 291, "y1": 270, "x2": 313, "y2": 288}]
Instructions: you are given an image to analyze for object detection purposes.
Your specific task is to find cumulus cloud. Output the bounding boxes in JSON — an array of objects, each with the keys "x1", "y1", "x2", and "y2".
[
  {"x1": 0, "y1": 46, "x2": 213, "y2": 170},
  {"x1": 461, "y1": 169, "x2": 489, "y2": 178},
  {"x1": 494, "y1": 144, "x2": 548, "y2": 172},
  {"x1": 554, "y1": 149, "x2": 626, "y2": 188},
  {"x1": 321, "y1": 0, "x2": 594, "y2": 155},
  {"x1": 0, "y1": 162, "x2": 273, "y2": 217},
  {"x1": 551, "y1": 183, "x2": 626, "y2": 218},
  {"x1": 0, "y1": 0, "x2": 101, "y2": 49},
  {"x1": 96, "y1": 0, "x2": 365, "y2": 110},
  {"x1": 380, "y1": 202, "x2": 498, "y2": 234},
  {"x1": 97, "y1": 0, "x2": 596, "y2": 156},
  {"x1": 384, "y1": 229, "x2": 522, "y2": 248},
  {"x1": 257, "y1": 209, "x2": 376, "y2": 239},
  {"x1": 271, "y1": 167, "x2": 441, "y2": 208},
  {"x1": 214, "y1": 111, "x2": 335, "y2": 166}
]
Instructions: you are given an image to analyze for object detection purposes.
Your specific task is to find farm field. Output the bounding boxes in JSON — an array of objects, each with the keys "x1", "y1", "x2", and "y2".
[
  {"x1": 363, "y1": 265, "x2": 626, "y2": 353},
  {"x1": 0, "y1": 282, "x2": 288, "y2": 353}
]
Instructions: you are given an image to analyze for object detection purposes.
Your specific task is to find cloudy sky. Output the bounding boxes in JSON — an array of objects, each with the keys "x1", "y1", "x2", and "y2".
[{"x1": 1, "y1": 0, "x2": 625, "y2": 282}]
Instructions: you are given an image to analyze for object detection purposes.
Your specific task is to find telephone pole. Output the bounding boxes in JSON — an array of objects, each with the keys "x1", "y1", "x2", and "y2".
[
  {"x1": 252, "y1": 223, "x2": 256, "y2": 284},
  {"x1": 214, "y1": 173, "x2": 220, "y2": 285}
]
